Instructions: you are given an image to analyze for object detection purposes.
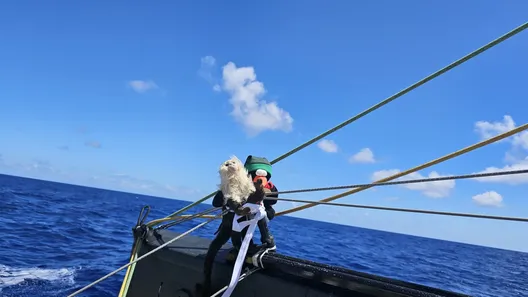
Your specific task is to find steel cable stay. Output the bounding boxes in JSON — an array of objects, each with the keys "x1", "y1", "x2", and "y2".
[
  {"x1": 147, "y1": 21, "x2": 528, "y2": 228},
  {"x1": 265, "y1": 197, "x2": 528, "y2": 223},
  {"x1": 154, "y1": 165, "x2": 528, "y2": 222},
  {"x1": 266, "y1": 169, "x2": 528, "y2": 195},
  {"x1": 155, "y1": 206, "x2": 222, "y2": 230},
  {"x1": 277, "y1": 123, "x2": 528, "y2": 216},
  {"x1": 146, "y1": 139, "x2": 528, "y2": 224},
  {"x1": 112, "y1": 22, "x2": 528, "y2": 297},
  {"x1": 116, "y1": 207, "x2": 220, "y2": 296},
  {"x1": 67, "y1": 210, "x2": 228, "y2": 297}
]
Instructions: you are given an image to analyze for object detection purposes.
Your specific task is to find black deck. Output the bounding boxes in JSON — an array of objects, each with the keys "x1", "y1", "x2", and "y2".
[{"x1": 125, "y1": 229, "x2": 470, "y2": 297}]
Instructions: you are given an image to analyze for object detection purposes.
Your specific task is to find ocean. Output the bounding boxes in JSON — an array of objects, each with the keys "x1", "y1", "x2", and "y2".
[{"x1": 0, "y1": 174, "x2": 527, "y2": 297}]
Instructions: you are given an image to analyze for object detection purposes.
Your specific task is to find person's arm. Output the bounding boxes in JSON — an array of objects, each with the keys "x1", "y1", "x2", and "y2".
[
  {"x1": 212, "y1": 191, "x2": 225, "y2": 207},
  {"x1": 226, "y1": 198, "x2": 243, "y2": 212},
  {"x1": 264, "y1": 184, "x2": 279, "y2": 207}
]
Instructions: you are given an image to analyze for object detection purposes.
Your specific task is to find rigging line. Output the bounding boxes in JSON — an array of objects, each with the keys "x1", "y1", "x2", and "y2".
[
  {"x1": 147, "y1": 169, "x2": 528, "y2": 222},
  {"x1": 152, "y1": 21, "x2": 528, "y2": 225},
  {"x1": 276, "y1": 123, "x2": 528, "y2": 216},
  {"x1": 118, "y1": 208, "x2": 221, "y2": 297},
  {"x1": 67, "y1": 211, "x2": 227, "y2": 297},
  {"x1": 267, "y1": 169, "x2": 528, "y2": 195},
  {"x1": 269, "y1": 22, "x2": 528, "y2": 165},
  {"x1": 156, "y1": 206, "x2": 221, "y2": 230},
  {"x1": 267, "y1": 197, "x2": 528, "y2": 223},
  {"x1": 148, "y1": 207, "x2": 221, "y2": 229}
]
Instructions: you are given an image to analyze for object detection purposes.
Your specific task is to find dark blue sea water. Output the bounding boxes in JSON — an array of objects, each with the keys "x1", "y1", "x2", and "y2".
[{"x1": 1, "y1": 174, "x2": 527, "y2": 297}]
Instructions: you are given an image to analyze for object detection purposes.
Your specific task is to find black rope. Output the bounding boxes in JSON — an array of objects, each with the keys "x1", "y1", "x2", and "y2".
[
  {"x1": 266, "y1": 169, "x2": 528, "y2": 195},
  {"x1": 136, "y1": 205, "x2": 150, "y2": 226},
  {"x1": 264, "y1": 197, "x2": 528, "y2": 222}
]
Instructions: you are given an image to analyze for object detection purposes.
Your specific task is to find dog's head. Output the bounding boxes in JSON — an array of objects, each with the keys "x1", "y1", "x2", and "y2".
[
  {"x1": 219, "y1": 155, "x2": 246, "y2": 180},
  {"x1": 218, "y1": 155, "x2": 255, "y2": 203}
]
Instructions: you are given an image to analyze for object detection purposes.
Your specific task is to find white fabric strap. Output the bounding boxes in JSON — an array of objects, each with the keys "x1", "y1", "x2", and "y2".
[
  {"x1": 253, "y1": 248, "x2": 272, "y2": 269},
  {"x1": 221, "y1": 203, "x2": 266, "y2": 297}
]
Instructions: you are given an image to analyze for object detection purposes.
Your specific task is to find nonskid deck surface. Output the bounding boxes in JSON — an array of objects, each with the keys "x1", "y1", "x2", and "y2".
[{"x1": 125, "y1": 229, "x2": 470, "y2": 297}]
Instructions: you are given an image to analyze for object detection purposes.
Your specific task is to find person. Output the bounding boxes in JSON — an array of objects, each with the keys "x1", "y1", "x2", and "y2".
[
  {"x1": 200, "y1": 156, "x2": 278, "y2": 296},
  {"x1": 238, "y1": 155, "x2": 278, "y2": 251},
  {"x1": 200, "y1": 156, "x2": 254, "y2": 297}
]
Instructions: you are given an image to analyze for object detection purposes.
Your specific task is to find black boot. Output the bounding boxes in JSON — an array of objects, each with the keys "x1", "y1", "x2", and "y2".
[
  {"x1": 258, "y1": 219, "x2": 276, "y2": 251},
  {"x1": 246, "y1": 240, "x2": 261, "y2": 255}
]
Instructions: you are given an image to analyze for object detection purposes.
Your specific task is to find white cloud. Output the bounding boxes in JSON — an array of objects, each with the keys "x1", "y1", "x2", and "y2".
[
  {"x1": 513, "y1": 131, "x2": 528, "y2": 150},
  {"x1": 0, "y1": 156, "x2": 198, "y2": 199},
  {"x1": 199, "y1": 55, "x2": 217, "y2": 86},
  {"x1": 473, "y1": 115, "x2": 528, "y2": 184},
  {"x1": 474, "y1": 115, "x2": 516, "y2": 141},
  {"x1": 91, "y1": 173, "x2": 199, "y2": 198},
  {"x1": 201, "y1": 55, "x2": 216, "y2": 68},
  {"x1": 371, "y1": 169, "x2": 455, "y2": 198},
  {"x1": 220, "y1": 62, "x2": 293, "y2": 135},
  {"x1": 198, "y1": 57, "x2": 293, "y2": 134},
  {"x1": 472, "y1": 191, "x2": 503, "y2": 207},
  {"x1": 474, "y1": 115, "x2": 528, "y2": 148},
  {"x1": 349, "y1": 148, "x2": 376, "y2": 163},
  {"x1": 317, "y1": 139, "x2": 338, "y2": 153},
  {"x1": 372, "y1": 169, "x2": 400, "y2": 181},
  {"x1": 128, "y1": 80, "x2": 159, "y2": 93},
  {"x1": 474, "y1": 157, "x2": 528, "y2": 185}
]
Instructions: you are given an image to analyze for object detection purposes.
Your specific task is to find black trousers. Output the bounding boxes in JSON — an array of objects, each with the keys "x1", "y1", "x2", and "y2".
[
  {"x1": 202, "y1": 212, "x2": 236, "y2": 296},
  {"x1": 201, "y1": 210, "x2": 274, "y2": 296},
  {"x1": 233, "y1": 218, "x2": 274, "y2": 248},
  {"x1": 203, "y1": 212, "x2": 236, "y2": 277}
]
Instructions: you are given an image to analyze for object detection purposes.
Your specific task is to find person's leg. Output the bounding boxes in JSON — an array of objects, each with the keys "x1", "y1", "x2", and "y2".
[
  {"x1": 257, "y1": 218, "x2": 276, "y2": 250},
  {"x1": 231, "y1": 230, "x2": 242, "y2": 250},
  {"x1": 202, "y1": 213, "x2": 234, "y2": 296},
  {"x1": 231, "y1": 216, "x2": 259, "y2": 253},
  {"x1": 265, "y1": 207, "x2": 275, "y2": 221},
  {"x1": 230, "y1": 214, "x2": 247, "y2": 250}
]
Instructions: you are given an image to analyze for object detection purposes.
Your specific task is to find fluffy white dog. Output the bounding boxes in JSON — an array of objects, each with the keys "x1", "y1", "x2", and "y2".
[{"x1": 218, "y1": 156, "x2": 256, "y2": 205}]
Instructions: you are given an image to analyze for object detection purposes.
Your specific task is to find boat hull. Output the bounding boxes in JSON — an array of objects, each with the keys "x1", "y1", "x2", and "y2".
[{"x1": 125, "y1": 229, "x2": 469, "y2": 297}]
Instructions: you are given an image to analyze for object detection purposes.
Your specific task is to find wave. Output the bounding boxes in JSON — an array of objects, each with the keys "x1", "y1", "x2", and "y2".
[{"x1": 0, "y1": 264, "x2": 76, "y2": 290}]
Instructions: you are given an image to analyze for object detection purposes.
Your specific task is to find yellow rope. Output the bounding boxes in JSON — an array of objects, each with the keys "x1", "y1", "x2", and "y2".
[
  {"x1": 276, "y1": 123, "x2": 528, "y2": 216},
  {"x1": 117, "y1": 239, "x2": 141, "y2": 297},
  {"x1": 114, "y1": 21, "x2": 527, "y2": 297},
  {"x1": 150, "y1": 124, "x2": 528, "y2": 222},
  {"x1": 146, "y1": 21, "x2": 528, "y2": 229}
]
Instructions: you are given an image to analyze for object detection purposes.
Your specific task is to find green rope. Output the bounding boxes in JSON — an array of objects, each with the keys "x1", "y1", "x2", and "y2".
[{"x1": 149, "y1": 21, "x2": 528, "y2": 227}]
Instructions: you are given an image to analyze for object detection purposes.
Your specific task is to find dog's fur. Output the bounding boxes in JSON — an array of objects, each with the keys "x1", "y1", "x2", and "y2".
[{"x1": 218, "y1": 156, "x2": 255, "y2": 205}]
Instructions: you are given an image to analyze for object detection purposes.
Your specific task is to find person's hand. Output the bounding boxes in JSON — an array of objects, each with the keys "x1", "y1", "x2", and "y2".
[
  {"x1": 235, "y1": 207, "x2": 251, "y2": 216},
  {"x1": 266, "y1": 207, "x2": 275, "y2": 220}
]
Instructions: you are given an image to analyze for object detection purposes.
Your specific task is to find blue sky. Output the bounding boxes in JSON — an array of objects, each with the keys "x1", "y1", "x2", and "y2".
[{"x1": 1, "y1": 1, "x2": 528, "y2": 252}]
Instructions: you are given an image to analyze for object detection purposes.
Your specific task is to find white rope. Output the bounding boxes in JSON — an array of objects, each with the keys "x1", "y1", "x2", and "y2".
[{"x1": 67, "y1": 213, "x2": 223, "y2": 297}]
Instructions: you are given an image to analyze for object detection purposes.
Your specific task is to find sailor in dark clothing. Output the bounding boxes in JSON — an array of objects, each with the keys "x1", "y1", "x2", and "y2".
[
  {"x1": 200, "y1": 191, "x2": 247, "y2": 297},
  {"x1": 200, "y1": 156, "x2": 278, "y2": 297},
  {"x1": 200, "y1": 156, "x2": 255, "y2": 297},
  {"x1": 238, "y1": 155, "x2": 278, "y2": 251},
  {"x1": 209, "y1": 155, "x2": 278, "y2": 252}
]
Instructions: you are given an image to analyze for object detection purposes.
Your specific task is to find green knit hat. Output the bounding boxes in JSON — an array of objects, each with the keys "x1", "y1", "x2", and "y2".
[{"x1": 244, "y1": 155, "x2": 272, "y2": 179}]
